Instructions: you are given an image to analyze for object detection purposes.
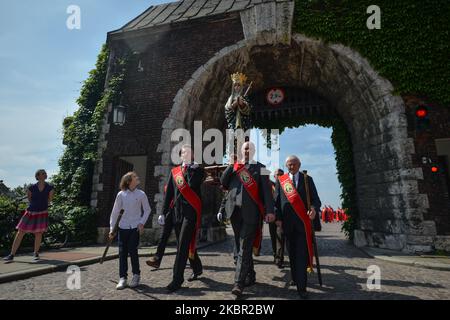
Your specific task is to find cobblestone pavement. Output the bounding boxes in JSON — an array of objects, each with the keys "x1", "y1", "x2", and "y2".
[{"x1": 1, "y1": 223, "x2": 449, "y2": 300}]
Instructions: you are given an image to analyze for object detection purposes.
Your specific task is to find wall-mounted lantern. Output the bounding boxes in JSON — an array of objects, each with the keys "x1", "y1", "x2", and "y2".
[{"x1": 113, "y1": 104, "x2": 127, "y2": 126}]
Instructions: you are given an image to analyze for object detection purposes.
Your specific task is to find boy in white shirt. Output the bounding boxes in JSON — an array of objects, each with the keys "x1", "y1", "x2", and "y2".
[{"x1": 109, "y1": 171, "x2": 151, "y2": 289}]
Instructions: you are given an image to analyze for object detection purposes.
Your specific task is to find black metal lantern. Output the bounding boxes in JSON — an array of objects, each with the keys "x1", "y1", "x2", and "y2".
[{"x1": 113, "y1": 104, "x2": 127, "y2": 126}]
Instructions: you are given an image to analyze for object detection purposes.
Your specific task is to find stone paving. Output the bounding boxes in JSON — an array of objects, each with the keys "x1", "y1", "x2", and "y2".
[{"x1": 1, "y1": 223, "x2": 449, "y2": 300}]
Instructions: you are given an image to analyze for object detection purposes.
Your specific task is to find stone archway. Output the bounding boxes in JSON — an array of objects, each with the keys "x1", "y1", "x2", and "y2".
[{"x1": 154, "y1": 33, "x2": 433, "y2": 253}]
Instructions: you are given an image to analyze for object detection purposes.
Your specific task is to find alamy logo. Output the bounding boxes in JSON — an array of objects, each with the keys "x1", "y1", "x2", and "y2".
[
  {"x1": 366, "y1": 265, "x2": 381, "y2": 290},
  {"x1": 66, "y1": 5, "x2": 81, "y2": 30},
  {"x1": 66, "y1": 265, "x2": 81, "y2": 290},
  {"x1": 169, "y1": 121, "x2": 280, "y2": 173},
  {"x1": 366, "y1": 5, "x2": 381, "y2": 30}
]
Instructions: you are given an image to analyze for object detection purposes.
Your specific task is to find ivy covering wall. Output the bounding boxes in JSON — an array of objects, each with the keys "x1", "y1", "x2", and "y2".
[
  {"x1": 294, "y1": 0, "x2": 450, "y2": 105},
  {"x1": 52, "y1": 45, "x2": 128, "y2": 243}
]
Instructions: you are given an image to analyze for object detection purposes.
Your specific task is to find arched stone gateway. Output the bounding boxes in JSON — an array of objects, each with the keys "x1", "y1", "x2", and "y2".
[
  {"x1": 94, "y1": 0, "x2": 449, "y2": 253},
  {"x1": 154, "y1": 4, "x2": 431, "y2": 253}
]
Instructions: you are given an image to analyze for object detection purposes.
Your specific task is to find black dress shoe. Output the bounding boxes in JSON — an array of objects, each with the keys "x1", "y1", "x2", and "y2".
[
  {"x1": 188, "y1": 272, "x2": 202, "y2": 282},
  {"x1": 166, "y1": 282, "x2": 181, "y2": 293},
  {"x1": 290, "y1": 280, "x2": 297, "y2": 287},
  {"x1": 231, "y1": 284, "x2": 243, "y2": 296}
]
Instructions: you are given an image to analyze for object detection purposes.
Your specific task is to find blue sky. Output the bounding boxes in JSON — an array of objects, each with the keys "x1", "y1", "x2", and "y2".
[
  {"x1": 277, "y1": 126, "x2": 341, "y2": 208},
  {"x1": 0, "y1": 1, "x2": 342, "y2": 208},
  {"x1": 0, "y1": 0, "x2": 165, "y2": 186}
]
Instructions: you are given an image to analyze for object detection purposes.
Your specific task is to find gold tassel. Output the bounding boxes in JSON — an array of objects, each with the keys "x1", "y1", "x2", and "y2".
[{"x1": 307, "y1": 267, "x2": 313, "y2": 274}]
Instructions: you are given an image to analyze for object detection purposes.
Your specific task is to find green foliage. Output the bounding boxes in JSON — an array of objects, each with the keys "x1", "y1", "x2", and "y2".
[
  {"x1": 331, "y1": 120, "x2": 357, "y2": 239},
  {"x1": 52, "y1": 45, "x2": 110, "y2": 208},
  {"x1": 0, "y1": 196, "x2": 30, "y2": 251},
  {"x1": 294, "y1": 0, "x2": 450, "y2": 105},
  {"x1": 11, "y1": 184, "x2": 31, "y2": 198},
  {"x1": 0, "y1": 196, "x2": 19, "y2": 251},
  {"x1": 254, "y1": 114, "x2": 358, "y2": 239},
  {"x1": 50, "y1": 205, "x2": 97, "y2": 244},
  {"x1": 52, "y1": 44, "x2": 129, "y2": 244}
]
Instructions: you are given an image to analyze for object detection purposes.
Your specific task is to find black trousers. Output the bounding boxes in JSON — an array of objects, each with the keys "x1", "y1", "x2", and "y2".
[
  {"x1": 269, "y1": 222, "x2": 285, "y2": 263},
  {"x1": 118, "y1": 228, "x2": 140, "y2": 279},
  {"x1": 172, "y1": 217, "x2": 203, "y2": 285},
  {"x1": 285, "y1": 230, "x2": 308, "y2": 292},
  {"x1": 230, "y1": 208, "x2": 257, "y2": 286},
  {"x1": 155, "y1": 212, "x2": 175, "y2": 261},
  {"x1": 155, "y1": 213, "x2": 202, "y2": 274},
  {"x1": 174, "y1": 220, "x2": 202, "y2": 274}
]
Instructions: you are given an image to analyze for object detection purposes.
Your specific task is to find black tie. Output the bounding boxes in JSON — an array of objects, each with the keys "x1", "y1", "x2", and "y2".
[{"x1": 293, "y1": 174, "x2": 297, "y2": 189}]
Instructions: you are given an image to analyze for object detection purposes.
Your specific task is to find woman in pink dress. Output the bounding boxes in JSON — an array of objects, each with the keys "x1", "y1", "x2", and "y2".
[{"x1": 3, "y1": 169, "x2": 54, "y2": 263}]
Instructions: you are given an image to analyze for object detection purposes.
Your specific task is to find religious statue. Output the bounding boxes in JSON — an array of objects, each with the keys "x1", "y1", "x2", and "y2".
[{"x1": 224, "y1": 72, "x2": 253, "y2": 131}]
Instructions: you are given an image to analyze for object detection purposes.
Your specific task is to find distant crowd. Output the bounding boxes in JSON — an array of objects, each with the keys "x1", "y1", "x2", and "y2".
[{"x1": 321, "y1": 206, "x2": 348, "y2": 223}]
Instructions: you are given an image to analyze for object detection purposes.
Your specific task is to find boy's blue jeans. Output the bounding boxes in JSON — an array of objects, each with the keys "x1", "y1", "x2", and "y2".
[{"x1": 118, "y1": 228, "x2": 140, "y2": 279}]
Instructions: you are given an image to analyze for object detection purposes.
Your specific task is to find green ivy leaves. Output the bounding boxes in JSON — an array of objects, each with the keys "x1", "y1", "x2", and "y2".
[
  {"x1": 51, "y1": 46, "x2": 129, "y2": 243},
  {"x1": 295, "y1": 0, "x2": 450, "y2": 105}
]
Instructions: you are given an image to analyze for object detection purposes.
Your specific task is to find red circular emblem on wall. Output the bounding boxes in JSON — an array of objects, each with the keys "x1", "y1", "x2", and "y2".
[{"x1": 266, "y1": 88, "x2": 285, "y2": 106}]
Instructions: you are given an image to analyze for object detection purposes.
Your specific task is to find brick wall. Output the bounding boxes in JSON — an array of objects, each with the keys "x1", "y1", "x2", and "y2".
[{"x1": 96, "y1": 14, "x2": 244, "y2": 226}]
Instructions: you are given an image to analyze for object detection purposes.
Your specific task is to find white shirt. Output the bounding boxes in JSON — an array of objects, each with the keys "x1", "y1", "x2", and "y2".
[
  {"x1": 181, "y1": 161, "x2": 199, "y2": 169},
  {"x1": 110, "y1": 188, "x2": 151, "y2": 232},
  {"x1": 289, "y1": 171, "x2": 300, "y2": 188}
]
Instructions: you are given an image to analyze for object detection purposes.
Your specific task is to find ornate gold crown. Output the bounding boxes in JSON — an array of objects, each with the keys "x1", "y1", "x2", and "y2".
[{"x1": 231, "y1": 72, "x2": 247, "y2": 85}]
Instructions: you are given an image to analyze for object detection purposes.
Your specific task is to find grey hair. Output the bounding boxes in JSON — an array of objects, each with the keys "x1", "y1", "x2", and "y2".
[
  {"x1": 285, "y1": 155, "x2": 301, "y2": 164},
  {"x1": 181, "y1": 144, "x2": 193, "y2": 151}
]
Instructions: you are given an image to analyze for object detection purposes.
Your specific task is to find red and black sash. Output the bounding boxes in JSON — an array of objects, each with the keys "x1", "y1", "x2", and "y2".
[
  {"x1": 172, "y1": 166, "x2": 202, "y2": 259},
  {"x1": 279, "y1": 173, "x2": 314, "y2": 270},
  {"x1": 233, "y1": 163, "x2": 265, "y2": 254}
]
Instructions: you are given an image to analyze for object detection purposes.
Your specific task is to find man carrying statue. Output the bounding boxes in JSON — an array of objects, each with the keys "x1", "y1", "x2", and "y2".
[{"x1": 218, "y1": 141, "x2": 274, "y2": 297}]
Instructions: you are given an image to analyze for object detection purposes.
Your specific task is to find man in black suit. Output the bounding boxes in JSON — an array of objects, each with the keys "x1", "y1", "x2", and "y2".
[
  {"x1": 162, "y1": 144, "x2": 205, "y2": 293},
  {"x1": 220, "y1": 141, "x2": 275, "y2": 296},
  {"x1": 274, "y1": 155, "x2": 321, "y2": 299}
]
